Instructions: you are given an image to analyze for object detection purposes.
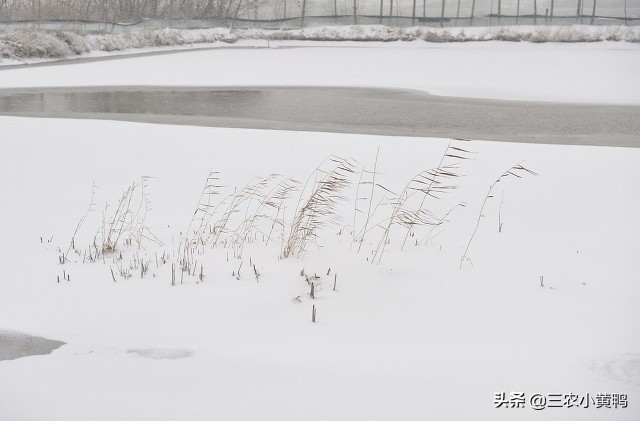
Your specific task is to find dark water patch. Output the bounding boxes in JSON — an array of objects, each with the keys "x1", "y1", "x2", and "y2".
[
  {"x1": 0, "y1": 330, "x2": 65, "y2": 361},
  {"x1": 0, "y1": 86, "x2": 638, "y2": 147}
]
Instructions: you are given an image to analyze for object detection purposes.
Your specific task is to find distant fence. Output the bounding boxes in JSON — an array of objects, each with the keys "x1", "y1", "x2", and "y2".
[{"x1": 1, "y1": 15, "x2": 637, "y2": 33}]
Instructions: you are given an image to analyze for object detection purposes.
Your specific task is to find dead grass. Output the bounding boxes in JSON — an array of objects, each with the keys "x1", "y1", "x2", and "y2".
[
  {"x1": 283, "y1": 155, "x2": 356, "y2": 258},
  {"x1": 59, "y1": 143, "x2": 539, "y2": 285}
]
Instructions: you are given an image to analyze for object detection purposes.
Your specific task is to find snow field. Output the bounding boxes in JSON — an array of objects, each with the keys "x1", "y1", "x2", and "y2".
[
  {"x1": 1, "y1": 39, "x2": 639, "y2": 104},
  {"x1": 0, "y1": 116, "x2": 639, "y2": 420}
]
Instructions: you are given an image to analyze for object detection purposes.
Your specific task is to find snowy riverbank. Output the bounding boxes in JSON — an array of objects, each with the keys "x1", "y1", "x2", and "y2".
[{"x1": 1, "y1": 24, "x2": 639, "y2": 64}]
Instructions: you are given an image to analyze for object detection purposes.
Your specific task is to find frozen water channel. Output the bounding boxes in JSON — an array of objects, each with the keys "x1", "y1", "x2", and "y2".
[{"x1": 1, "y1": 86, "x2": 638, "y2": 147}]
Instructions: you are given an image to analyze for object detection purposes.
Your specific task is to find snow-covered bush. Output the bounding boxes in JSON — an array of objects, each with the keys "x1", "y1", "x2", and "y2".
[
  {"x1": 53, "y1": 30, "x2": 91, "y2": 54},
  {"x1": 0, "y1": 30, "x2": 73, "y2": 59},
  {"x1": 1, "y1": 24, "x2": 639, "y2": 62},
  {"x1": 0, "y1": 28, "x2": 238, "y2": 61},
  {"x1": 420, "y1": 29, "x2": 468, "y2": 42}
]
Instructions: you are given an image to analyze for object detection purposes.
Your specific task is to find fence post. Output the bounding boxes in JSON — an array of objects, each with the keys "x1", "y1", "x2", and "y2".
[{"x1": 353, "y1": 0, "x2": 357, "y2": 24}]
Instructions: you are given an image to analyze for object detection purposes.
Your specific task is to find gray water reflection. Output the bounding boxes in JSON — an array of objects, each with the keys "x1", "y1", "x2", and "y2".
[
  {"x1": 0, "y1": 86, "x2": 638, "y2": 147},
  {"x1": 0, "y1": 330, "x2": 65, "y2": 361}
]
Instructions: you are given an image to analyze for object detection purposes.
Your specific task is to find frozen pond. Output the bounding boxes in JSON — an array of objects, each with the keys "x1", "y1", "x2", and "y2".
[
  {"x1": 0, "y1": 330, "x2": 65, "y2": 361},
  {"x1": 0, "y1": 86, "x2": 638, "y2": 147}
]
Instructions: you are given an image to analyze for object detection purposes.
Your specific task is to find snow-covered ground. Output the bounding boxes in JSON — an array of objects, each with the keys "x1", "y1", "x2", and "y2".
[{"x1": 0, "y1": 42, "x2": 639, "y2": 420}]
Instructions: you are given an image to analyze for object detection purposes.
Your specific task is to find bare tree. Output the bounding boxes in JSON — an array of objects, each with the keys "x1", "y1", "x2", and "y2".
[
  {"x1": 412, "y1": 0, "x2": 416, "y2": 25},
  {"x1": 233, "y1": 0, "x2": 244, "y2": 23}
]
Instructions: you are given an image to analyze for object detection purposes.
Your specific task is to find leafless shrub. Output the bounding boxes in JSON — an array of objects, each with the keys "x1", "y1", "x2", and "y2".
[
  {"x1": 352, "y1": 146, "x2": 389, "y2": 253},
  {"x1": 229, "y1": 175, "x2": 299, "y2": 254},
  {"x1": 399, "y1": 140, "x2": 472, "y2": 251},
  {"x1": 371, "y1": 140, "x2": 471, "y2": 264},
  {"x1": 61, "y1": 182, "x2": 97, "y2": 264},
  {"x1": 225, "y1": 174, "x2": 280, "y2": 251},
  {"x1": 185, "y1": 171, "x2": 223, "y2": 248},
  {"x1": 460, "y1": 163, "x2": 537, "y2": 268},
  {"x1": 91, "y1": 179, "x2": 162, "y2": 258},
  {"x1": 206, "y1": 175, "x2": 275, "y2": 250},
  {"x1": 96, "y1": 183, "x2": 135, "y2": 254},
  {"x1": 421, "y1": 201, "x2": 466, "y2": 245},
  {"x1": 283, "y1": 155, "x2": 356, "y2": 258},
  {"x1": 265, "y1": 178, "x2": 300, "y2": 247}
]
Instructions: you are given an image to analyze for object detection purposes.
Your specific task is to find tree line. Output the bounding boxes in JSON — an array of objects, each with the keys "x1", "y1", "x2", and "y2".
[{"x1": 0, "y1": 0, "x2": 628, "y2": 24}]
